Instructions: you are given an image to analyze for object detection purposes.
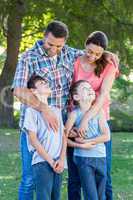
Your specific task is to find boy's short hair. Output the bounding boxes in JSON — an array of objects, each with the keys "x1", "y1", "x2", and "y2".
[
  {"x1": 27, "y1": 74, "x2": 46, "y2": 89},
  {"x1": 45, "y1": 20, "x2": 69, "y2": 39},
  {"x1": 70, "y1": 80, "x2": 93, "y2": 106}
]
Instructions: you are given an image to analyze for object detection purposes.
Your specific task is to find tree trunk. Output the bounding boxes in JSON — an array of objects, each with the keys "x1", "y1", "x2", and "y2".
[{"x1": 0, "y1": 0, "x2": 25, "y2": 127}]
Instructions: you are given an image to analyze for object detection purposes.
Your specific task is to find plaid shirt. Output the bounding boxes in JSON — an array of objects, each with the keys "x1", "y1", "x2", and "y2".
[{"x1": 12, "y1": 40, "x2": 83, "y2": 128}]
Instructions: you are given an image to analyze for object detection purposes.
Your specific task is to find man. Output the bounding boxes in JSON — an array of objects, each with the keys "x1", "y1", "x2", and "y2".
[{"x1": 12, "y1": 20, "x2": 118, "y2": 200}]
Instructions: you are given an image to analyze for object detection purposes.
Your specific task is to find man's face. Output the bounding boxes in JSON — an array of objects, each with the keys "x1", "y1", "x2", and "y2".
[{"x1": 43, "y1": 32, "x2": 66, "y2": 57}]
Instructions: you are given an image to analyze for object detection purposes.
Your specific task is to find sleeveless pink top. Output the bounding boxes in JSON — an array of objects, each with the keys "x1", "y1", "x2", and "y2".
[{"x1": 73, "y1": 57, "x2": 119, "y2": 120}]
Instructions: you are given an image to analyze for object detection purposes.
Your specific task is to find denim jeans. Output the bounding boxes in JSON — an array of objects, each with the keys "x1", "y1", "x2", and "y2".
[
  {"x1": 33, "y1": 161, "x2": 62, "y2": 200},
  {"x1": 105, "y1": 139, "x2": 112, "y2": 200},
  {"x1": 67, "y1": 147, "x2": 81, "y2": 200},
  {"x1": 67, "y1": 126, "x2": 113, "y2": 200},
  {"x1": 74, "y1": 156, "x2": 107, "y2": 200},
  {"x1": 19, "y1": 130, "x2": 35, "y2": 200}
]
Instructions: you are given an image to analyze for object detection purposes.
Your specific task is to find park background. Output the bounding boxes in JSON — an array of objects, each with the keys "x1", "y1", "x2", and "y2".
[{"x1": 0, "y1": 0, "x2": 133, "y2": 199}]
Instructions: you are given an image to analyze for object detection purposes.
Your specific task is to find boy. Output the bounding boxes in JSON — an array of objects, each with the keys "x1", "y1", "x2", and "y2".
[
  {"x1": 23, "y1": 74, "x2": 66, "y2": 200},
  {"x1": 65, "y1": 80, "x2": 110, "y2": 200}
]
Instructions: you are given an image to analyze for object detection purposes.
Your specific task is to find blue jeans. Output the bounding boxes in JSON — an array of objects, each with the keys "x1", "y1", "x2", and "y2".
[
  {"x1": 67, "y1": 147, "x2": 81, "y2": 200},
  {"x1": 105, "y1": 139, "x2": 112, "y2": 200},
  {"x1": 67, "y1": 140, "x2": 112, "y2": 200},
  {"x1": 33, "y1": 161, "x2": 62, "y2": 200},
  {"x1": 19, "y1": 130, "x2": 35, "y2": 200},
  {"x1": 74, "y1": 156, "x2": 107, "y2": 200}
]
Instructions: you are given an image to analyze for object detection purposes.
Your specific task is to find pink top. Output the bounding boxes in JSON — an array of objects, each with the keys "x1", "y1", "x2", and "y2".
[{"x1": 73, "y1": 57, "x2": 119, "y2": 120}]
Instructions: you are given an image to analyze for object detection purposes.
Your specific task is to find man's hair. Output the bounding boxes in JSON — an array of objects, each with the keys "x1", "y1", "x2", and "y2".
[
  {"x1": 70, "y1": 80, "x2": 91, "y2": 106},
  {"x1": 27, "y1": 74, "x2": 46, "y2": 89},
  {"x1": 45, "y1": 20, "x2": 69, "y2": 39}
]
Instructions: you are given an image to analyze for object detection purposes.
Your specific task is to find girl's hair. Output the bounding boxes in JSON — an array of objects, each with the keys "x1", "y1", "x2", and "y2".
[
  {"x1": 85, "y1": 31, "x2": 108, "y2": 77},
  {"x1": 69, "y1": 80, "x2": 91, "y2": 106}
]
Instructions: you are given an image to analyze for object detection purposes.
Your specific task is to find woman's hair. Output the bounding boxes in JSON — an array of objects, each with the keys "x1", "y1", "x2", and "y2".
[
  {"x1": 85, "y1": 31, "x2": 109, "y2": 77},
  {"x1": 69, "y1": 80, "x2": 91, "y2": 106}
]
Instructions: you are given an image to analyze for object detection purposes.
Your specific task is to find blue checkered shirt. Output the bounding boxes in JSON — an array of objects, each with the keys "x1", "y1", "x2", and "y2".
[{"x1": 12, "y1": 40, "x2": 83, "y2": 128}]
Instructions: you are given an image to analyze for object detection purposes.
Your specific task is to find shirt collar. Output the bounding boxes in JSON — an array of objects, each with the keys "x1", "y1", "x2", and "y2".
[{"x1": 34, "y1": 39, "x2": 68, "y2": 58}]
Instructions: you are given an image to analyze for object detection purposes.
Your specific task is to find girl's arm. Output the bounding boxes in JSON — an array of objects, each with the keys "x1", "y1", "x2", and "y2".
[
  {"x1": 65, "y1": 111, "x2": 96, "y2": 149},
  {"x1": 79, "y1": 64, "x2": 116, "y2": 135},
  {"x1": 28, "y1": 131, "x2": 54, "y2": 167}
]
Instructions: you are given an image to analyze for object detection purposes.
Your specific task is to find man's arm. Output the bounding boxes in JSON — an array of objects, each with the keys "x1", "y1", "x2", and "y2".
[{"x1": 13, "y1": 87, "x2": 58, "y2": 132}]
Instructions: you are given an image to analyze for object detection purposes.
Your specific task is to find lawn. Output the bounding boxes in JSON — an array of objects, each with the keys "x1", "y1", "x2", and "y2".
[{"x1": 0, "y1": 129, "x2": 133, "y2": 200}]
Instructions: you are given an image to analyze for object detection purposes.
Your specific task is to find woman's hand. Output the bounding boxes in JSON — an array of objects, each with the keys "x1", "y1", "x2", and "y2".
[{"x1": 104, "y1": 51, "x2": 119, "y2": 67}]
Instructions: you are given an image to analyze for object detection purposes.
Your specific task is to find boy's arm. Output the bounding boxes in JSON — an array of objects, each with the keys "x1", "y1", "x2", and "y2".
[
  {"x1": 28, "y1": 131, "x2": 54, "y2": 167},
  {"x1": 59, "y1": 133, "x2": 67, "y2": 161}
]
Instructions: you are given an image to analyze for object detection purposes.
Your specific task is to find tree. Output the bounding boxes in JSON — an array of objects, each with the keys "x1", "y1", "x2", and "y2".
[
  {"x1": 0, "y1": 0, "x2": 25, "y2": 127},
  {"x1": 0, "y1": 0, "x2": 133, "y2": 127}
]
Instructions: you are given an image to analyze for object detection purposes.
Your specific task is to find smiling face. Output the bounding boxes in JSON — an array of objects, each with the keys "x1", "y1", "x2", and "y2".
[
  {"x1": 85, "y1": 43, "x2": 104, "y2": 64},
  {"x1": 34, "y1": 80, "x2": 51, "y2": 97},
  {"x1": 73, "y1": 82, "x2": 96, "y2": 105},
  {"x1": 43, "y1": 32, "x2": 66, "y2": 57}
]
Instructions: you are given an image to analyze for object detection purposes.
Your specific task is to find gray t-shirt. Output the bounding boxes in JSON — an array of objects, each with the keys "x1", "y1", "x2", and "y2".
[
  {"x1": 23, "y1": 106, "x2": 64, "y2": 165},
  {"x1": 73, "y1": 108, "x2": 110, "y2": 158}
]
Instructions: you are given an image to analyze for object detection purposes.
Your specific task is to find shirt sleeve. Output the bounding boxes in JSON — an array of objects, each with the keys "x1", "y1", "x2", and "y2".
[
  {"x1": 11, "y1": 54, "x2": 29, "y2": 90},
  {"x1": 67, "y1": 46, "x2": 83, "y2": 60},
  {"x1": 23, "y1": 107, "x2": 38, "y2": 133}
]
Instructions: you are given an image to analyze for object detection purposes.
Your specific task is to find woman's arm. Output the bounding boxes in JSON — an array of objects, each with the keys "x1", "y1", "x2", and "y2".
[
  {"x1": 78, "y1": 64, "x2": 116, "y2": 135},
  {"x1": 65, "y1": 111, "x2": 77, "y2": 137},
  {"x1": 28, "y1": 131, "x2": 54, "y2": 167},
  {"x1": 90, "y1": 110, "x2": 110, "y2": 144}
]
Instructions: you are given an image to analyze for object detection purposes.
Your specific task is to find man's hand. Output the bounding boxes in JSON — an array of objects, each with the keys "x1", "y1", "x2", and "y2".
[
  {"x1": 53, "y1": 159, "x2": 64, "y2": 174},
  {"x1": 104, "y1": 51, "x2": 119, "y2": 67},
  {"x1": 41, "y1": 104, "x2": 59, "y2": 133}
]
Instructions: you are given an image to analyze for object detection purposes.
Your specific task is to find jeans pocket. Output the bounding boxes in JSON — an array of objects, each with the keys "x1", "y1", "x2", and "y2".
[{"x1": 73, "y1": 156, "x2": 88, "y2": 168}]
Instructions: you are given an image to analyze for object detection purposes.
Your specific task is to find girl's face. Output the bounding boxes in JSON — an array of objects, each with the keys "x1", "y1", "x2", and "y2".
[
  {"x1": 76, "y1": 82, "x2": 95, "y2": 104},
  {"x1": 85, "y1": 43, "x2": 104, "y2": 63}
]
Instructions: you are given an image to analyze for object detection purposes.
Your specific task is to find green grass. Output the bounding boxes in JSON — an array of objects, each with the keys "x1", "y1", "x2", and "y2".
[{"x1": 0, "y1": 129, "x2": 133, "y2": 200}]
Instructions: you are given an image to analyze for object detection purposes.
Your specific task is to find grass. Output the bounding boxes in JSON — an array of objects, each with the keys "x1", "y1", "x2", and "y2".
[{"x1": 0, "y1": 129, "x2": 133, "y2": 200}]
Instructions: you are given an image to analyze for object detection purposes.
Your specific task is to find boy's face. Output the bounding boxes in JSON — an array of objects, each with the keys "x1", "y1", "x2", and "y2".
[
  {"x1": 34, "y1": 80, "x2": 51, "y2": 96},
  {"x1": 75, "y1": 82, "x2": 95, "y2": 104}
]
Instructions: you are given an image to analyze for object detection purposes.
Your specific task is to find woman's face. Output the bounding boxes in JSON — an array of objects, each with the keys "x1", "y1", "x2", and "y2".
[{"x1": 85, "y1": 43, "x2": 104, "y2": 63}]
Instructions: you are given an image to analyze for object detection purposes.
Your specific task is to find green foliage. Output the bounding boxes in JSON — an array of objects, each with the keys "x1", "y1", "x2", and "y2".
[{"x1": 0, "y1": 0, "x2": 133, "y2": 128}]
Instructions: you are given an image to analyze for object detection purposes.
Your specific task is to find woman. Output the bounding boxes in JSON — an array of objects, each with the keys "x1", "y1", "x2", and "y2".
[{"x1": 67, "y1": 31, "x2": 119, "y2": 200}]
